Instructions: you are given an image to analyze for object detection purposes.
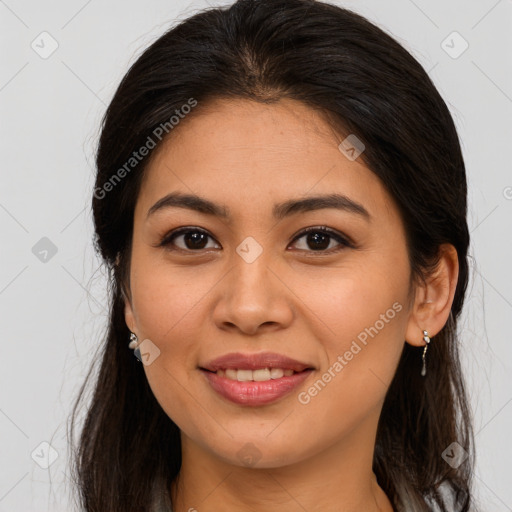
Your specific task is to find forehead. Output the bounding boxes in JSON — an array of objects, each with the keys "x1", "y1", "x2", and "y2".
[{"x1": 137, "y1": 98, "x2": 396, "y2": 223}]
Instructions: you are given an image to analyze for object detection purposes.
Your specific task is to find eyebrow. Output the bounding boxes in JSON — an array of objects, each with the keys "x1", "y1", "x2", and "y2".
[{"x1": 146, "y1": 192, "x2": 370, "y2": 221}]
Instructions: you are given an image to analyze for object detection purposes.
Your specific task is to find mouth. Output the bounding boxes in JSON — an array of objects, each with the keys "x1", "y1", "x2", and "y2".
[
  {"x1": 199, "y1": 352, "x2": 315, "y2": 406},
  {"x1": 200, "y1": 351, "x2": 314, "y2": 373},
  {"x1": 203, "y1": 367, "x2": 301, "y2": 381}
]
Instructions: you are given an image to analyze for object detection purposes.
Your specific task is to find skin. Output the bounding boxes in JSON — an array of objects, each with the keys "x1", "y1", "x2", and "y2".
[{"x1": 124, "y1": 97, "x2": 459, "y2": 512}]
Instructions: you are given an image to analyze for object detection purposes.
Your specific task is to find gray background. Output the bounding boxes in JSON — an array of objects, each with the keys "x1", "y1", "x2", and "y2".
[{"x1": 0, "y1": 0, "x2": 511, "y2": 510}]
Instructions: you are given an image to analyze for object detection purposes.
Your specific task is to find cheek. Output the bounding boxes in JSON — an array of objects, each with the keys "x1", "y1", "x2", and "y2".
[
  {"x1": 129, "y1": 262, "x2": 213, "y2": 433},
  {"x1": 298, "y1": 258, "x2": 408, "y2": 346},
  {"x1": 130, "y1": 258, "x2": 209, "y2": 344},
  {"x1": 293, "y1": 283, "x2": 407, "y2": 444},
  {"x1": 296, "y1": 257, "x2": 409, "y2": 406}
]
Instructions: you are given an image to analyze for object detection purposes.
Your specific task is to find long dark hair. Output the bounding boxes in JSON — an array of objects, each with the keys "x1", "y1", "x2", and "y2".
[{"x1": 68, "y1": 1, "x2": 475, "y2": 510}]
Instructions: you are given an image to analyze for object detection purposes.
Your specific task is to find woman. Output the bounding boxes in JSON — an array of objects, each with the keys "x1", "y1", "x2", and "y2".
[{"x1": 69, "y1": 0, "x2": 476, "y2": 510}]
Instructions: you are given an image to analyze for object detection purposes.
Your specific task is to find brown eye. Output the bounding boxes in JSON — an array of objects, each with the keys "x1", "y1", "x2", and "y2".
[
  {"x1": 290, "y1": 226, "x2": 352, "y2": 253},
  {"x1": 158, "y1": 226, "x2": 352, "y2": 254},
  {"x1": 159, "y1": 228, "x2": 220, "y2": 251}
]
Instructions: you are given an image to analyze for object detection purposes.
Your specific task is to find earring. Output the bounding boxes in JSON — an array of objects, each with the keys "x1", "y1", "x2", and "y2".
[
  {"x1": 128, "y1": 332, "x2": 138, "y2": 349},
  {"x1": 421, "y1": 329, "x2": 430, "y2": 377},
  {"x1": 129, "y1": 332, "x2": 142, "y2": 362}
]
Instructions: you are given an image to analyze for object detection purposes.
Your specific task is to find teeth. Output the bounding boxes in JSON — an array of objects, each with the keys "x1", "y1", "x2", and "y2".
[
  {"x1": 216, "y1": 368, "x2": 297, "y2": 381},
  {"x1": 253, "y1": 368, "x2": 271, "y2": 381},
  {"x1": 237, "y1": 369, "x2": 253, "y2": 382},
  {"x1": 225, "y1": 369, "x2": 237, "y2": 380},
  {"x1": 270, "y1": 368, "x2": 284, "y2": 379}
]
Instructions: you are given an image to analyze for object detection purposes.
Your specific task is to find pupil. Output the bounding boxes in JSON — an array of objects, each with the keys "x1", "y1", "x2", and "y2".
[
  {"x1": 308, "y1": 232, "x2": 329, "y2": 250},
  {"x1": 185, "y1": 232, "x2": 207, "y2": 249},
  {"x1": 181, "y1": 231, "x2": 331, "y2": 251}
]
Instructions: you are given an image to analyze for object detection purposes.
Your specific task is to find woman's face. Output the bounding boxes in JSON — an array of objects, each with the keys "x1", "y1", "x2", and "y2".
[{"x1": 125, "y1": 97, "x2": 415, "y2": 468}]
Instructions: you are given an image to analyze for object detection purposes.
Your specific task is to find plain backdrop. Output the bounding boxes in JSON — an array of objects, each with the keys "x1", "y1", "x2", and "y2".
[{"x1": 0, "y1": 0, "x2": 511, "y2": 510}]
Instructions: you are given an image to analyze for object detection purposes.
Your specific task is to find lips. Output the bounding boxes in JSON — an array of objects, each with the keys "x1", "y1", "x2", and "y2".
[
  {"x1": 201, "y1": 351, "x2": 313, "y2": 373},
  {"x1": 200, "y1": 352, "x2": 314, "y2": 406}
]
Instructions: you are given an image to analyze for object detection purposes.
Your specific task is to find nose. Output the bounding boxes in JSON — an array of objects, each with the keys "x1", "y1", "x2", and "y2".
[{"x1": 212, "y1": 251, "x2": 294, "y2": 336}]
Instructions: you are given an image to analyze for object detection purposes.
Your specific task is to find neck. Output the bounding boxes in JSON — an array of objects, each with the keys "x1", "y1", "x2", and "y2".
[{"x1": 170, "y1": 415, "x2": 394, "y2": 512}]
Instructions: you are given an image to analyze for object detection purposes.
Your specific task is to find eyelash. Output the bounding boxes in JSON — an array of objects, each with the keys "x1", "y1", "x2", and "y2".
[{"x1": 157, "y1": 226, "x2": 354, "y2": 254}]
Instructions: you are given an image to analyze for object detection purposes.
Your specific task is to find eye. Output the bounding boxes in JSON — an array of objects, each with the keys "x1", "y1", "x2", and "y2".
[
  {"x1": 157, "y1": 225, "x2": 353, "y2": 254},
  {"x1": 289, "y1": 226, "x2": 352, "y2": 253},
  {"x1": 158, "y1": 227, "x2": 220, "y2": 252}
]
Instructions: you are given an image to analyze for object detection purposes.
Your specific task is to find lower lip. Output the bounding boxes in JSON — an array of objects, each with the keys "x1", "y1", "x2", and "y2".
[{"x1": 201, "y1": 369, "x2": 313, "y2": 406}]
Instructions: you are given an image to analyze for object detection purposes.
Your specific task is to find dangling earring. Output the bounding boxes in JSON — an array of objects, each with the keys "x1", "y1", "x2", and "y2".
[
  {"x1": 129, "y1": 332, "x2": 142, "y2": 362},
  {"x1": 421, "y1": 329, "x2": 430, "y2": 377}
]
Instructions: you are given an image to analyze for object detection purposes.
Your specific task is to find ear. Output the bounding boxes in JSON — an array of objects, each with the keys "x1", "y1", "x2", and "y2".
[
  {"x1": 405, "y1": 243, "x2": 459, "y2": 346},
  {"x1": 124, "y1": 294, "x2": 137, "y2": 334}
]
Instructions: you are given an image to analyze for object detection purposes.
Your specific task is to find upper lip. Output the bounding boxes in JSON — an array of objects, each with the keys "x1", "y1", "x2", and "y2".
[{"x1": 201, "y1": 352, "x2": 314, "y2": 372}]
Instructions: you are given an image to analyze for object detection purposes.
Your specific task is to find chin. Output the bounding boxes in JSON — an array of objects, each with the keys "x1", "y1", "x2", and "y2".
[{"x1": 204, "y1": 434, "x2": 309, "y2": 469}]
